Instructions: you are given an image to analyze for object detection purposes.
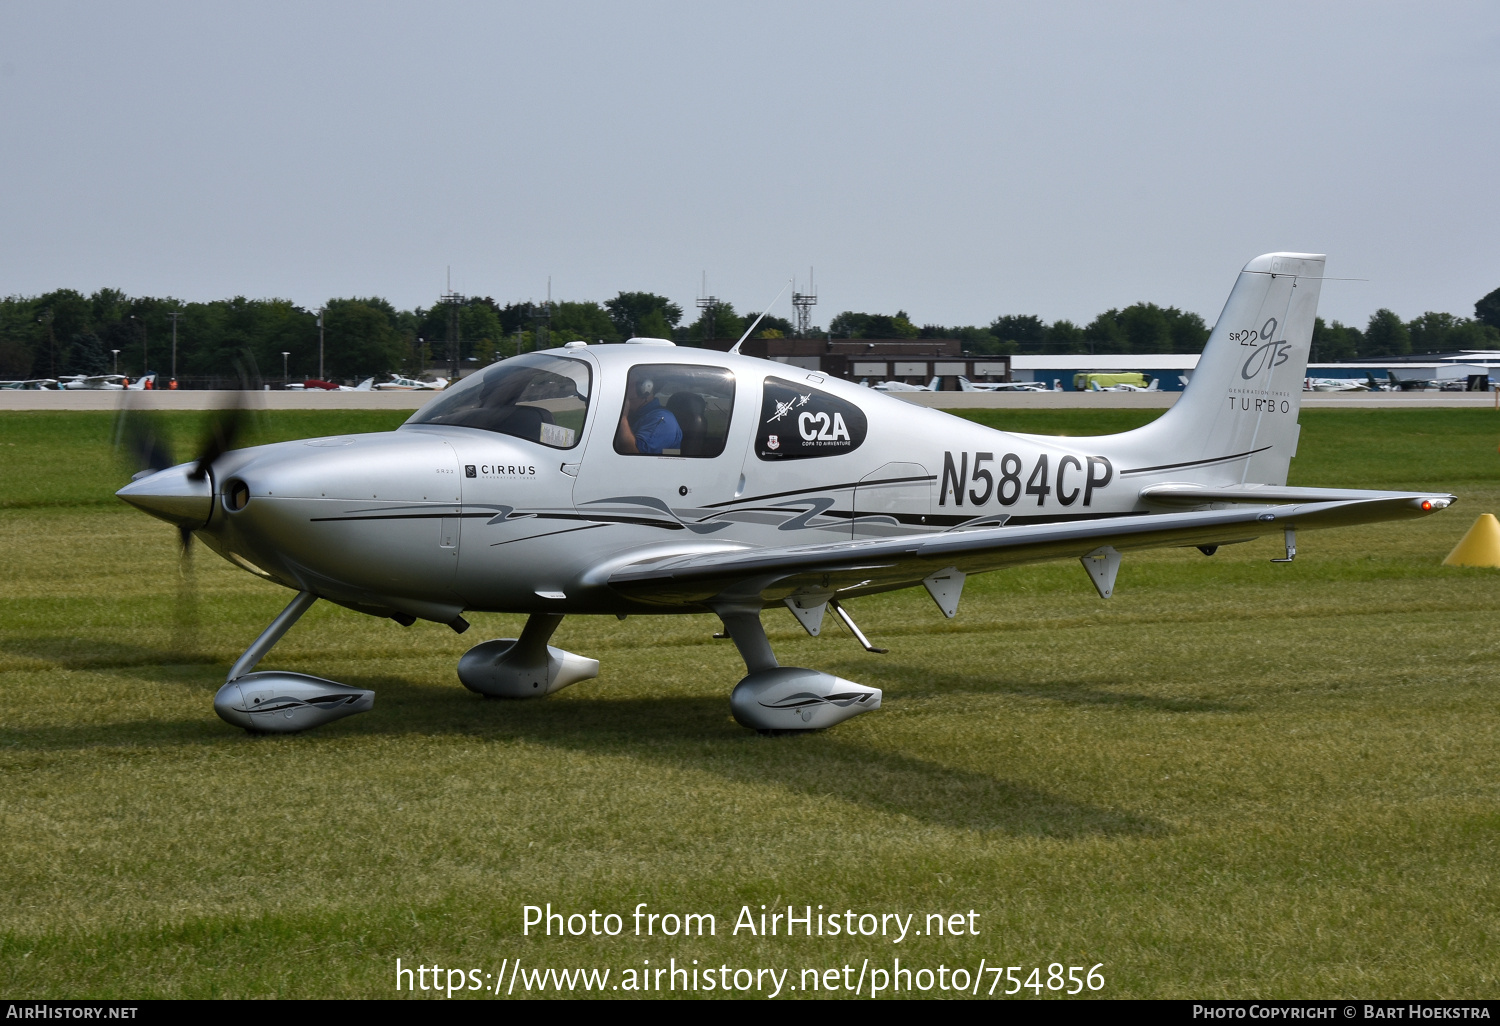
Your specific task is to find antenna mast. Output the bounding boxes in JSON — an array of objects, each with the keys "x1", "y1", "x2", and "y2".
[
  {"x1": 530, "y1": 277, "x2": 552, "y2": 352},
  {"x1": 440, "y1": 267, "x2": 464, "y2": 381},
  {"x1": 791, "y1": 267, "x2": 818, "y2": 337},
  {"x1": 696, "y1": 271, "x2": 721, "y2": 344},
  {"x1": 730, "y1": 279, "x2": 793, "y2": 354}
]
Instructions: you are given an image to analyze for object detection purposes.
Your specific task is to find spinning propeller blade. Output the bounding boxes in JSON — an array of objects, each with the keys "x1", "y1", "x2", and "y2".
[
  {"x1": 119, "y1": 412, "x2": 175, "y2": 477},
  {"x1": 188, "y1": 403, "x2": 246, "y2": 482},
  {"x1": 115, "y1": 358, "x2": 257, "y2": 585}
]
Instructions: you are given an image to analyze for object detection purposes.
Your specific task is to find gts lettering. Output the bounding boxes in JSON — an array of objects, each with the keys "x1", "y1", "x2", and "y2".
[{"x1": 941, "y1": 451, "x2": 1112, "y2": 507}]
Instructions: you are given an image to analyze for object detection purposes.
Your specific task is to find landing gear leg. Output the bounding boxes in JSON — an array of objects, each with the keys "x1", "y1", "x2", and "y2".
[
  {"x1": 225, "y1": 590, "x2": 316, "y2": 681},
  {"x1": 715, "y1": 605, "x2": 882, "y2": 732},
  {"x1": 719, "y1": 609, "x2": 778, "y2": 673},
  {"x1": 213, "y1": 590, "x2": 375, "y2": 734}
]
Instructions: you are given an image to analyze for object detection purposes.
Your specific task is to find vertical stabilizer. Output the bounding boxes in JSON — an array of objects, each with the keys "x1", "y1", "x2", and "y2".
[{"x1": 1135, "y1": 252, "x2": 1325, "y2": 487}]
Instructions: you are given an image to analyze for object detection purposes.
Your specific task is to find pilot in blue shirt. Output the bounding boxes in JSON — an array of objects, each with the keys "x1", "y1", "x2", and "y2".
[{"x1": 617, "y1": 379, "x2": 682, "y2": 454}]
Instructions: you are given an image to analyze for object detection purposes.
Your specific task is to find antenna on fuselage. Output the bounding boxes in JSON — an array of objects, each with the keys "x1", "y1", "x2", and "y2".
[{"x1": 729, "y1": 279, "x2": 793, "y2": 355}]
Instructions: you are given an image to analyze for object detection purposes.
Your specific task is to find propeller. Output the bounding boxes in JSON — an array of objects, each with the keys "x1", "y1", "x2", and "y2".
[
  {"x1": 118, "y1": 400, "x2": 250, "y2": 550},
  {"x1": 120, "y1": 414, "x2": 175, "y2": 477},
  {"x1": 187, "y1": 403, "x2": 247, "y2": 483},
  {"x1": 117, "y1": 356, "x2": 257, "y2": 504},
  {"x1": 116, "y1": 359, "x2": 259, "y2": 661}
]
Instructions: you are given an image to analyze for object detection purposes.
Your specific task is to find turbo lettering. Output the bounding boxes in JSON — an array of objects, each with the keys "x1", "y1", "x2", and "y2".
[{"x1": 1225, "y1": 397, "x2": 1292, "y2": 414}]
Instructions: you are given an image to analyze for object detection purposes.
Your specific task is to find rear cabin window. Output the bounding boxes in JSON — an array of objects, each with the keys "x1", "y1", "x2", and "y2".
[
  {"x1": 614, "y1": 364, "x2": 736, "y2": 457},
  {"x1": 756, "y1": 377, "x2": 868, "y2": 460}
]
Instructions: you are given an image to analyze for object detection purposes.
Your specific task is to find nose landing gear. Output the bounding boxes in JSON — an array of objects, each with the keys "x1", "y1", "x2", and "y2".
[{"x1": 213, "y1": 590, "x2": 376, "y2": 734}]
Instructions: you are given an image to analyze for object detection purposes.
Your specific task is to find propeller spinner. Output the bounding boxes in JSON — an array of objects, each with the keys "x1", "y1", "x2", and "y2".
[{"x1": 115, "y1": 400, "x2": 248, "y2": 548}]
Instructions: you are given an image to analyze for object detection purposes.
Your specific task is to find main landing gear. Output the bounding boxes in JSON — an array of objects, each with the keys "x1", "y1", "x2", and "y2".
[
  {"x1": 715, "y1": 605, "x2": 881, "y2": 732},
  {"x1": 455, "y1": 606, "x2": 879, "y2": 732},
  {"x1": 456, "y1": 613, "x2": 600, "y2": 697}
]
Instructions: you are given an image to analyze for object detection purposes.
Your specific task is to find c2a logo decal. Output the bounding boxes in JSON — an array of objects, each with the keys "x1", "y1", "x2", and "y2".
[
  {"x1": 939, "y1": 451, "x2": 1112, "y2": 508},
  {"x1": 797, "y1": 409, "x2": 852, "y2": 442},
  {"x1": 757, "y1": 377, "x2": 867, "y2": 460}
]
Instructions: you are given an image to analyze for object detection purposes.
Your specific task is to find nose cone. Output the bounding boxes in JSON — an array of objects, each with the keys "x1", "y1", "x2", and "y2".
[{"x1": 116, "y1": 463, "x2": 213, "y2": 529}]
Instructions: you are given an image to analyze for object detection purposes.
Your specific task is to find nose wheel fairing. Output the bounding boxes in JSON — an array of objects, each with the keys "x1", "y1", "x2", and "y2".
[
  {"x1": 215, "y1": 672, "x2": 374, "y2": 733},
  {"x1": 214, "y1": 589, "x2": 379, "y2": 735}
]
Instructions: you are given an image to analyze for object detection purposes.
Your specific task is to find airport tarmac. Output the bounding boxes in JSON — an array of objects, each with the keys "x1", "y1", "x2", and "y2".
[{"x1": 2, "y1": 388, "x2": 1496, "y2": 411}]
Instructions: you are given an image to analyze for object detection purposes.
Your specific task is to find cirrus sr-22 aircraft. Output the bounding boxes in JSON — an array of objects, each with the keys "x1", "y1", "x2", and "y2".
[{"x1": 117, "y1": 253, "x2": 1455, "y2": 735}]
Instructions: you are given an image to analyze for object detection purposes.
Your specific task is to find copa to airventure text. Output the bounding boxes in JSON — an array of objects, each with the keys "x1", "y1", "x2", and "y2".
[{"x1": 522, "y1": 903, "x2": 980, "y2": 943}]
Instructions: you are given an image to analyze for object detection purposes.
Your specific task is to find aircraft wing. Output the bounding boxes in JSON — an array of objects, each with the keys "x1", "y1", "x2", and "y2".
[
  {"x1": 61, "y1": 374, "x2": 126, "y2": 389},
  {"x1": 607, "y1": 493, "x2": 1453, "y2": 609},
  {"x1": 1138, "y1": 484, "x2": 1438, "y2": 506}
]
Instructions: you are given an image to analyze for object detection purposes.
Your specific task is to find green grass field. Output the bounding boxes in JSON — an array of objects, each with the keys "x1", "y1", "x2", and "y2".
[{"x1": 2, "y1": 408, "x2": 1498, "y2": 999}]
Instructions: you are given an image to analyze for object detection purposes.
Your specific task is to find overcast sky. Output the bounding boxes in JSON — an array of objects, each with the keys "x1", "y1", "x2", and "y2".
[{"x1": 1, "y1": 2, "x2": 1496, "y2": 331}]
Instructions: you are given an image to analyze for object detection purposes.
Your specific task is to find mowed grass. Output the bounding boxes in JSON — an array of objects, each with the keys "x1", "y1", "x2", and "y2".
[{"x1": 1, "y1": 408, "x2": 1499, "y2": 999}]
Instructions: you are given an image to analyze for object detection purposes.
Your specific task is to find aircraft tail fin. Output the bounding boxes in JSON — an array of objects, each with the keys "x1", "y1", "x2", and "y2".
[{"x1": 1133, "y1": 252, "x2": 1325, "y2": 487}]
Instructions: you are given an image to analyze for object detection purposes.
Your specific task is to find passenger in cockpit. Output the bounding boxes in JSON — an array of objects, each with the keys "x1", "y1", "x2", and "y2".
[{"x1": 616, "y1": 377, "x2": 682, "y2": 455}]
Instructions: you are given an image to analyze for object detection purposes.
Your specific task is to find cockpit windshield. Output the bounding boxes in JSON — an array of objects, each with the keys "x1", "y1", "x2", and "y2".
[{"x1": 405, "y1": 352, "x2": 592, "y2": 449}]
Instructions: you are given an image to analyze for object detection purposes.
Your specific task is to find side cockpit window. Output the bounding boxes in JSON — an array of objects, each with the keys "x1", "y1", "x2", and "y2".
[
  {"x1": 405, "y1": 353, "x2": 591, "y2": 449},
  {"x1": 756, "y1": 377, "x2": 868, "y2": 460},
  {"x1": 615, "y1": 364, "x2": 736, "y2": 457}
]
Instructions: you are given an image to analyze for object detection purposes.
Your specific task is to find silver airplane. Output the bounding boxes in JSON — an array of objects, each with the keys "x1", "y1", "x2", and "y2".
[{"x1": 117, "y1": 253, "x2": 1455, "y2": 735}]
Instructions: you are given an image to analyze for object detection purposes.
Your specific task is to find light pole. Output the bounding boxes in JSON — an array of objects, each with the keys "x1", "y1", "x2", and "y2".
[
  {"x1": 111, "y1": 349, "x2": 120, "y2": 374},
  {"x1": 281, "y1": 351, "x2": 290, "y2": 388},
  {"x1": 317, "y1": 307, "x2": 325, "y2": 381},
  {"x1": 38, "y1": 310, "x2": 55, "y2": 377},
  {"x1": 166, "y1": 310, "x2": 183, "y2": 383}
]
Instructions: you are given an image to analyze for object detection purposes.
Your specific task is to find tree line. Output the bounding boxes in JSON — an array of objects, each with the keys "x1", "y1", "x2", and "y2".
[
  {"x1": 0, "y1": 288, "x2": 786, "y2": 383},
  {"x1": 2, "y1": 282, "x2": 1496, "y2": 382}
]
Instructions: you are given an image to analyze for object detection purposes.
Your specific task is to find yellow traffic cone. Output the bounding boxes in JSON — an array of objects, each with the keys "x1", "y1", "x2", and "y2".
[{"x1": 1444, "y1": 514, "x2": 1500, "y2": 568}]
